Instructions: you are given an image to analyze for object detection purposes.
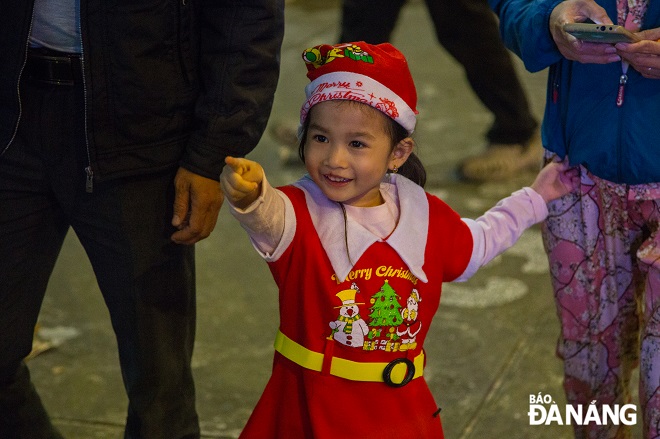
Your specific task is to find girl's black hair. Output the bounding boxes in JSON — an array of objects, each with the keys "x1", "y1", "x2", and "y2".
[
  {"x1": 298, "y1": 102, "x2": 427, "y2": 188},
  {"x1": 384, "y1": 114, "x2": 426, "y2": 188}
]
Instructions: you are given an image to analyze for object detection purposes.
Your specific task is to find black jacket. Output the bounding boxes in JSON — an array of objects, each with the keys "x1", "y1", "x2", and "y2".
[{"x1": 0, "y1": 0, "x2": 284, "y2": 184}]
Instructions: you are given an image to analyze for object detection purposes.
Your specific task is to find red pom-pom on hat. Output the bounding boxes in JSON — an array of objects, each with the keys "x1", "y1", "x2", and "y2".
[{"x1": 300, "y1": 42, "x2": 418, "y2": 134}]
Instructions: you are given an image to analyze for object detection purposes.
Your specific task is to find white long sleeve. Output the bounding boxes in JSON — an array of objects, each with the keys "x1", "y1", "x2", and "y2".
[
  {"x1": 454, "y1": 187, "x2": 548, "y2": 282},
  {"x1": 227, "y1": 175, "x2": 287, "y2": 256}
]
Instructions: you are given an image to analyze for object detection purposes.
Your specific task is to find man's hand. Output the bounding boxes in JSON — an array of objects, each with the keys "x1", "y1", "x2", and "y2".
[
  {"x1": 171, "y1": 167, "x2": 224, "y2": 245},
  {"x1": 550, "y1": 0, "x2": 621, "y2": 64}
]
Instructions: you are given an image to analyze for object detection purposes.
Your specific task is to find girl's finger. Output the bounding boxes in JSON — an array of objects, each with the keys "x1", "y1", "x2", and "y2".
[{"x1": 225, "y1": 156, "x2": 246, "y2": 173}]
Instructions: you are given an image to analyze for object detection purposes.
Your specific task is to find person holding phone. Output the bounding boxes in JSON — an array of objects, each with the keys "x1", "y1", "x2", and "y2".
[{"x1": 488, "y1": 0, "x2": 660, "y2": 437}]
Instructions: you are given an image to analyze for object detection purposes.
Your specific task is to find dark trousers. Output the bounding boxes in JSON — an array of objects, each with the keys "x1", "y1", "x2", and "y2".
[
  {"x1": 0, "y1": 78, "x2": 199, "y2": 438},
  {"x1": 340, "y1": 0, "x2": 538, "y2": 145}
]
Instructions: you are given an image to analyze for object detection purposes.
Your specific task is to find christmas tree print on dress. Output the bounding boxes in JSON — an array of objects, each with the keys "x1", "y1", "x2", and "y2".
[{"x1": 365, "y1": 280, "x2": 404, "y2": 352}]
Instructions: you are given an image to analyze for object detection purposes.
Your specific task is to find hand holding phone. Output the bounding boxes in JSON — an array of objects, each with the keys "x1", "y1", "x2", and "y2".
[{"x1": 563, "y1": 23, "x2": 641, "y2": 43}]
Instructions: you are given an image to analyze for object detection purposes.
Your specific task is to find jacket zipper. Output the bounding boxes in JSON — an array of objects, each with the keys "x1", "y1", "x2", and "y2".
[
  {"x1": 616, "y1": 88, "x2": 624, "y2": 182},
  {"x1": 551, "y1": 65, "x2": 559, "y2": 104},
  {"x1": 3, "y1": 8, "x2": 36, "y2": 157},
  {"x1": 176, "y1": 0, "x2": 191, "y2": 85},
  {"x1": 6, "y1": 7, "x2": 94, "y2": 192},
  {"x1": 78, "y1": 8, "x2": 94, "y2": 193},
  {"x1": 616, "y1": 73, "x2": 627, "y2": 107},
  {"x1": 615, "y1": 62, "x2": 629, "y2": 182},
  {"x1": 552, "y1": 62, "x2": 572, "y2": 157},
  {"x1": 556, "y1": 62, "x2": 626, "y2": 181}
]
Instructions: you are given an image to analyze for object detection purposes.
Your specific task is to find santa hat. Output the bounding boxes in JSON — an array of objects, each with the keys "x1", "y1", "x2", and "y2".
[{"x1": 300, "y1": 42, "x2": 418, "y2": 135}]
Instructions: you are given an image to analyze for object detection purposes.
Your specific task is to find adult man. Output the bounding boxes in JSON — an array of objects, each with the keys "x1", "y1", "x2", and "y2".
[
  {"x1": 0, "y1": 1, "x2": 284, "y2": 438},
  {"x1": 340, "y1": 0, "x2": 543, "y2": 182}
]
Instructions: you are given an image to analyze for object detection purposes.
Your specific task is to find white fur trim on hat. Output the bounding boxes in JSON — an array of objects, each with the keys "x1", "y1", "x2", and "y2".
[{"x1": 300, "y1": 71, "x2": 416, "y2": 135}]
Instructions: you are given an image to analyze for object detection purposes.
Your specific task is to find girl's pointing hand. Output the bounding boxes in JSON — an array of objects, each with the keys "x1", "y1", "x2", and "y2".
[{"x1": 221, "y1": 156, "x2": 264, "y2": 209}]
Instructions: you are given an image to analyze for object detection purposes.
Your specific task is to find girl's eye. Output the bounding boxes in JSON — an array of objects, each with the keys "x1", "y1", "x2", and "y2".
[
  {"x1": 349, "y1": 140, "x2": 365, "y2": 148},
  {"x1": 312, "y1": 134, "x2": 328, "y2": 143}
]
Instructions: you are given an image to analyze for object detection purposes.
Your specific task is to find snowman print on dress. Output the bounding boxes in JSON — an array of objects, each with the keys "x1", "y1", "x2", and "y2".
[{"x1": 329, "y1": 283, "x2": 369, "y2": 348}]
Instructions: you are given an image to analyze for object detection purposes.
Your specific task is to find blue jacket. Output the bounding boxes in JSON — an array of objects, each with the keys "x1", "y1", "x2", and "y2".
[{"x1": 490, "y1": 0, "x2": 660, "y2": 184}]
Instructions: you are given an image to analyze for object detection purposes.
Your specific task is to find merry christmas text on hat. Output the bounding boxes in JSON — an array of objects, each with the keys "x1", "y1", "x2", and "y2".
[{"x1": 300, "y1": 42, "x2": 418, "y2": 135}]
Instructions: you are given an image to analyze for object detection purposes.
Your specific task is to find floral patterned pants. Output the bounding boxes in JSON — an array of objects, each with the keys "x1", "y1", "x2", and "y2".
[{"x1": 543, "y1": 166, "x2": 660, "y2": 439}]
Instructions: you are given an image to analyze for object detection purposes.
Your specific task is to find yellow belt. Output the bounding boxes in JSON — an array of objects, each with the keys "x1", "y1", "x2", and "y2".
[{"x1": 274, "y1": 330, "x2": 424, "y2": 386}]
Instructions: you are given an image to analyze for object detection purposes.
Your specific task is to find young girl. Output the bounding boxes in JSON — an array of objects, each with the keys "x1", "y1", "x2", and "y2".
[{"x1": 221, "y1": 42, "x2": 577, "y2": 438}]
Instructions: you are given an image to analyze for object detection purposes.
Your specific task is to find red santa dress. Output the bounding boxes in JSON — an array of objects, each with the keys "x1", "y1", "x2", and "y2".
[{"x1": 239, "y1": 175, "x2": 473, "y2": 439}]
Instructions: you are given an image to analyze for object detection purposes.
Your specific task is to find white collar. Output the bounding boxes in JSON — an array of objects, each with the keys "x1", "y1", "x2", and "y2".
[{"x1": 294, "y1": 174, "x2": 429, "y2": 283}]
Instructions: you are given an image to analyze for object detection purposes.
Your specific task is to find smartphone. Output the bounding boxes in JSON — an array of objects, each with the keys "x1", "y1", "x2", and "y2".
[{"x1": 563, "y1": 23, "x2": 641, "y2": 43}]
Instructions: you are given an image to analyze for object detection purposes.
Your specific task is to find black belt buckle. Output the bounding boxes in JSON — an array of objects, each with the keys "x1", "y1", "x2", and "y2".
[
  {"x1": 24, "y1": 50, "x2": 82, "y2": 86},
  {"x1": 382, "y1": 357, "x2": 415, "y2": 387}
]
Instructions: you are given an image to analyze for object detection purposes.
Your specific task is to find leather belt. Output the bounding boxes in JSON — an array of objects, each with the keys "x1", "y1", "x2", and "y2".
[
  {"x1": 274, "y1": 329, "x2": 424, "y2": 387},
  {"x1": 23, "y1": 48, "x2": 83, "y2": 86}
]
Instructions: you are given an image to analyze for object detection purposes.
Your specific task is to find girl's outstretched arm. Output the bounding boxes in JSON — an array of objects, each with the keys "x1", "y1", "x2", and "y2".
[
  {"x1": 455, "y1": 160, "x2": 578, "y2": 282},
  {"x1": 530, "y1": 159, "x2": 580, "y2": 203},
  {"x1": 221, "y1": 156, "x2": 264, "y2": 210},
  {"x1": 220, "y1": 156, "x2": 288, "y2": 256}
]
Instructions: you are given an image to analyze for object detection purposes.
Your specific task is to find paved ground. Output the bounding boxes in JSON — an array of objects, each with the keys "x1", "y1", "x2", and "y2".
[{"x1": 26, "y1": 1, "x2": 643, "y2": 438}]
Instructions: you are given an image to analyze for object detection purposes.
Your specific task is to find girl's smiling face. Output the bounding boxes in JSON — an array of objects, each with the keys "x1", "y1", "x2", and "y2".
[{"x1": 303, "y1": 101, "x2": 412, "y2": 207}]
